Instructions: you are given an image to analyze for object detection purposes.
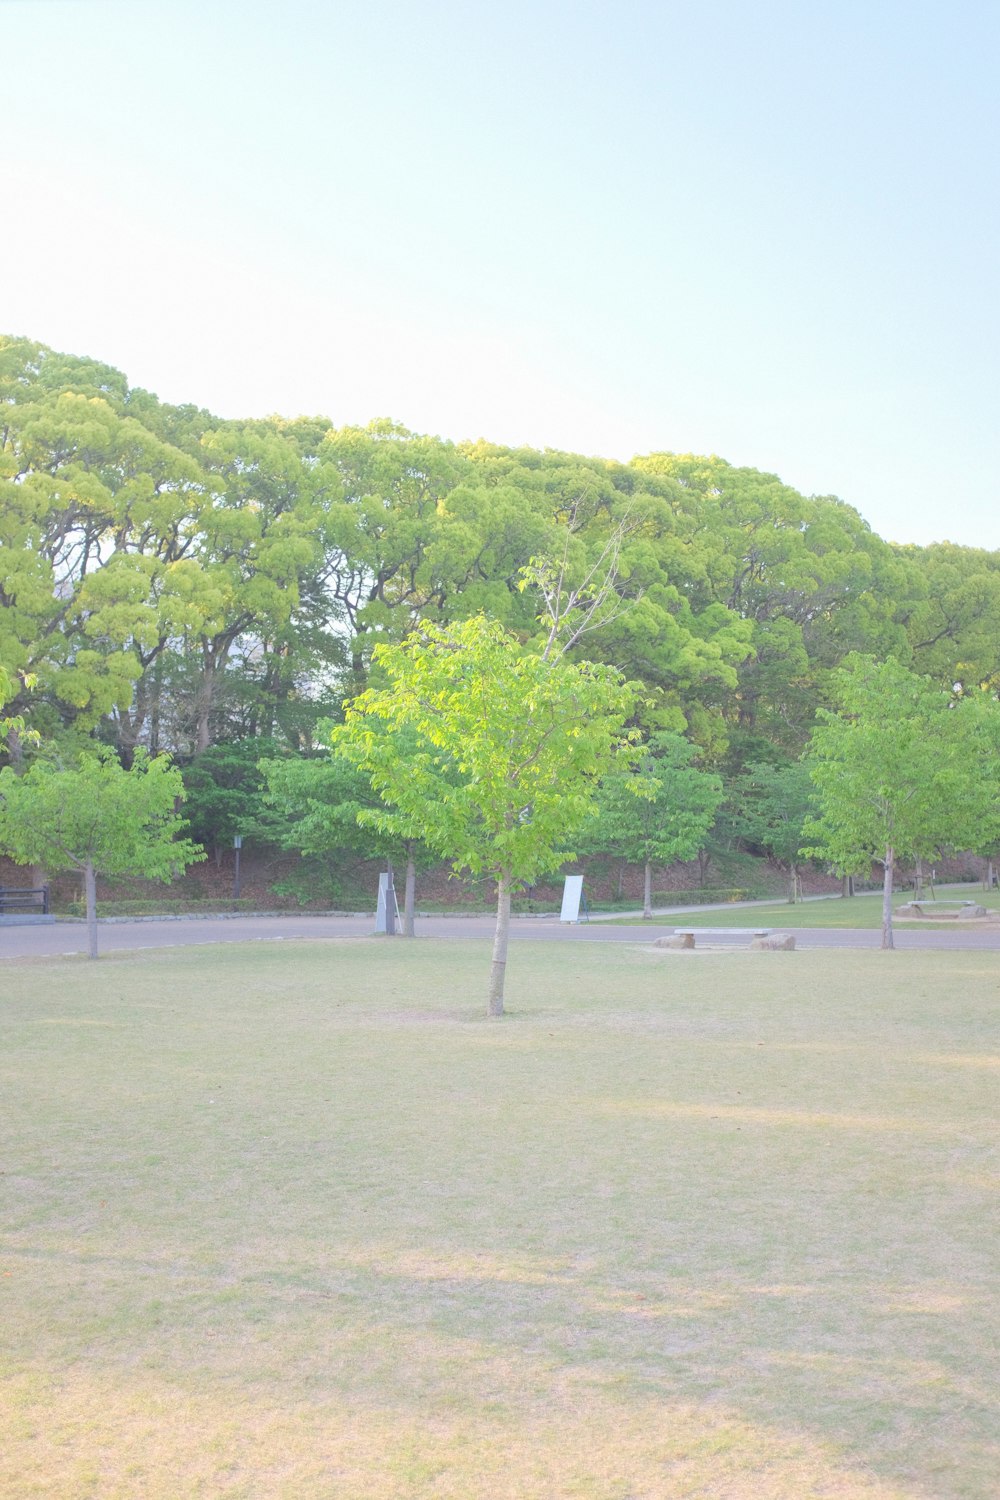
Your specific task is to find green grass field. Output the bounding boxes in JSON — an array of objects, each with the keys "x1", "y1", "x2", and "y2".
[
  {"x1": 629, "y1": 882, "x2": 1000, "y2": 930},
  {"x1": 3, "y1": 937, "x2": 998, "y2": 1498}
]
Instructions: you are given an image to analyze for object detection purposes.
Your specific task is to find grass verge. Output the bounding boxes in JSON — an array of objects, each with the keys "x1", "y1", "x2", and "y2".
[
  {"x1": 626, "y1": 882, "x2": 1000, "y2": 929},
  {"x1": 2, "y1": 938, "x2": 998, "y2": 1498}
]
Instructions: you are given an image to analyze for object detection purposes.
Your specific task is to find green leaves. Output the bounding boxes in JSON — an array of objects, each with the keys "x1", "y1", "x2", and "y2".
[
  {"x1": 333, "y1": 616, "x2": 642, "y2": 889},
  {"x1": 259, "y1": 750, "x2": 388, "y2": 860},
  {"x1": 726, "y1": 759, "x2": 816, "y2": 870},
  {"x1": 801, "y1": 655, "x2": 987, "y2": 871},
  {"x1": 581, "y1": 731, "x2": 723, "y2": 868},
  {"x1": 797, "y1": 654, "x2": 1000, "y2": 946},
  {"x1": 4, "y1": 332, "x2": 1000, "y2": 804},
  {"x1": 0, "y1": 747, "x2": 203, "y2": 880}
]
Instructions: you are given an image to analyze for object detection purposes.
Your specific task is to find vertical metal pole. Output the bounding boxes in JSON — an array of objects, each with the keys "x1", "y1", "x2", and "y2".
[{"x1": 233, "y1": 835, "x2": 243, "y2": 901}]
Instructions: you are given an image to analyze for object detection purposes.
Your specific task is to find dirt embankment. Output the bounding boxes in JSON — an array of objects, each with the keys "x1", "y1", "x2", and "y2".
[{"x1": 0, "y1": 847, "x2": 855, "y2": 913}]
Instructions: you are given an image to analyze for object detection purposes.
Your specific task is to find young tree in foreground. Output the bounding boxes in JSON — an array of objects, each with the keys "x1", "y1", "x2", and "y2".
[
  {"x1": 334, "y1": 616, "x2": 642, "y2": 1014},
  {"x1": 0, "y1": 749, "x2": 203, "y2": 957},
  {"x1": 581, "y1": 732, "x2": 723, "y2": 918},
  {"x1": 800, "y1": 656, "x2": 972, "y2": 949}
]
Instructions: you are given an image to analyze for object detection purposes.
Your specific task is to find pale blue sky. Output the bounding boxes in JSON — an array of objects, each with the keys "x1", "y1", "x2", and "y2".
[{"x1": 4, "y1": 0, "x2": 998, "y2": 548}]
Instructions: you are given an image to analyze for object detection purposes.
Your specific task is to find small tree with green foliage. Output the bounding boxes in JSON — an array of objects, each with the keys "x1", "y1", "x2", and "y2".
[
  {"x1": 180, "y1": 738, "x2": 283, "y2": 865},
  {"x1": 801, "y1": 656, "x2": 974, "y2": 949},
  {"x1": 334, "y1": 615, "x2": 642, "y2": 1014},
  {"x1": 0, "y1": 749, "x2": 203, "y2": 957},
  {"x1": 581, "y1": 732, "x2": 723, "y2": 917},
  {"x1": 726, "y1": 759, "x2": 816, "y2": 902},
  {"x1": 947, "y1": 687, "x2": 1000, "y2": 888},
  {"x1": 260, "y1": 748, "x2": 432, "y2": 932}
]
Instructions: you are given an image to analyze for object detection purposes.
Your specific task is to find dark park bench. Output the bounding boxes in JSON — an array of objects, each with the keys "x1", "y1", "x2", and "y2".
[{"x1": 0, "y1": 886, "x2": 53, "y2": 924}]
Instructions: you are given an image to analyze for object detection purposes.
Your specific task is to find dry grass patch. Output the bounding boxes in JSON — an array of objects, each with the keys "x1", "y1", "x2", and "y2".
[{"x1": 2, "y1": 939, "x2": 998, "y2": 1497}]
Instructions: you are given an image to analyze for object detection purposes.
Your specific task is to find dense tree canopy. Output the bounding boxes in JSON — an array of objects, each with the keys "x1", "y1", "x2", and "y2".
[{"x1": 4, "y1": 333, "x2": 1000, "y2": 910}]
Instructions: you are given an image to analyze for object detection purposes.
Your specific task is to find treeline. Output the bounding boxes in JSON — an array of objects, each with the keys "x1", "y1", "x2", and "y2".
[{"x1": 2, "y1": 334, "x2": 999, "y2": 890}]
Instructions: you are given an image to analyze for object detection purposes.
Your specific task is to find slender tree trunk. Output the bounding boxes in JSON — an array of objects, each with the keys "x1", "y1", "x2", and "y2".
[
  {"x1": 7, "y1": 744, "x2": 46, "y2": 895},
  {"x1": 350, "y1": 624, "x2": 369, "y2": 693},
  {"x1": 643, "y1": 859, "x2": 653, "y2": 920},
  {"x1": 914, "y1": 856, "x2": 925, "y2": 900},
  {"x1": 115, "y1": 695, "x2": 145, "y2": 769},
  {"x1": 194, "y1": 653, "x2": 216, "y2": 755},
  {"x1": 149, "y1": 652, "x2": 163, "y2": 755},
  {"x1": 193, "y1": 630, "x2": 242, "y2": 755},
  {"x1": 115, "y1": 641, "x2": 167, "y2": 763},
  {"x1": 841, "y1": 873, "x2": 854, "y2": 898},
  {"x1": 84, "y1": 859, "x2": 99, "y2": 960},
  {"x1": 881, "y1": 846, "x2": 895, "y2": 951},
  {"x1": 404, "y1": 850, "x2": 416, "y2": 938},
  {"x1": 487, "y1": 870, "x2": 511, "y2": 1017},
  {"x1": 616, "y1": 859, "x2": 626, "y2": 899},
  {"x1": 787, "y1": 864, "x2": 798, "y2": 903},
  {"x1": 6, "y1": 728, "x2": 24, "y2": 769}
]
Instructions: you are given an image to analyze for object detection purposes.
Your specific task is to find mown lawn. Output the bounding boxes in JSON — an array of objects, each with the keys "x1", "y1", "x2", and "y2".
[{"x1": 2, "y1": 937, "x2": 998, "y2": 1498}]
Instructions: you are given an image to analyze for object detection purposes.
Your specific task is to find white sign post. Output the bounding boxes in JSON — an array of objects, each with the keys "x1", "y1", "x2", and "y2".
[
  {"x1": 375, "y1": 871, "x2": 400, "y2": 934},
  {"x1": 560, "y1": 875, "x2": 585, "y2": 923}
]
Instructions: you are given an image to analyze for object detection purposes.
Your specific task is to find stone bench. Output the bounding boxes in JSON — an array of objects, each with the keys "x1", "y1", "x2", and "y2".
[
  {"x1": 896, "y1": 900, "x2": 988, "y2": 920},
  {"x1": 654, "y1": 928, "x2": 795, "y2": 950}
]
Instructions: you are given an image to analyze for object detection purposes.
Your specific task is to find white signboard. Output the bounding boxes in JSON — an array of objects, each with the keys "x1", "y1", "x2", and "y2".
[{"x1": 560, "y1": 875, "x2": 584, "y2": 923}]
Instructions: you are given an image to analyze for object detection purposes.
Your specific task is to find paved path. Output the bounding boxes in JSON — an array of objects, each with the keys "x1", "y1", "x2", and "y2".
[{"x1": 3, "y1": 911, "x2": 1000, "y2": 960}]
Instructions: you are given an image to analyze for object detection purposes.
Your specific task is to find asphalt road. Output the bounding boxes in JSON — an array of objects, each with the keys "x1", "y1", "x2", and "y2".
[{"x1": 3, "y1": 911, "x2": 1000, "y2": 960}]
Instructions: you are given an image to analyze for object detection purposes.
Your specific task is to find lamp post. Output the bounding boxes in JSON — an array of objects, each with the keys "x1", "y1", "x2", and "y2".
[{"x1": 233, "y1": 834, "x2": 243, "y2": 901}]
